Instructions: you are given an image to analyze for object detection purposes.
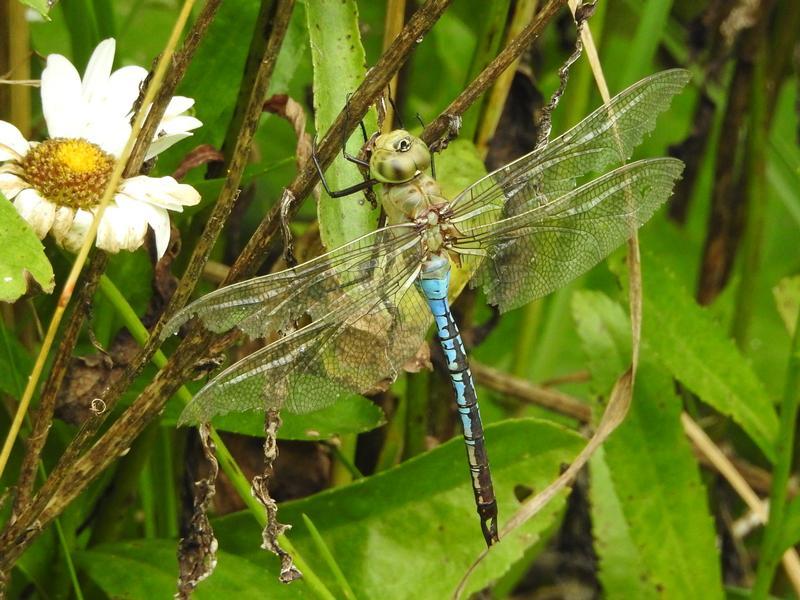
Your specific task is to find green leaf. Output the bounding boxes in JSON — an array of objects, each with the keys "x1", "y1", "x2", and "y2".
[
  {"x1": 640, "y1": 250, "x2": 779, "y2": 461},
  {"x1": 571, "y1": 291, "x2": 631, "y2": 393},
  {"x1": 172, "y1": 0, "x2": 306, "y2": 164},
  {"x1": 590, "y1": 447, "x2": 659, "y2": 600},
  {"x1": 0, "y1": 318, "x2": 32, "y2": 399},
  {"x1": 76, "y1": 541, "x2": 303, "y2": 599},
  {"x1": 0, "y1": 194, "x2": 55, "y2": 302},
  {"x1": 574, "y1": 291, "x2": 724, "y2": 598},
  {"x1": 307, "y1": 0, "x2": 379, "y2": 250},
  {"x1": 779, "y1": 495, "x2": 800, "y2": 554},
  {"x1": 773, "y1": 275, "x2": 800, "y2": 336},
  {"x1": 20, "y1": 0, "x2": 51, "y2": 18},
  {"x1": 161, "y1": 394, "x2": 385, "y2": 441},
  {"x1": 215, "y1": 419, "x2": 584, "y2": 598}
]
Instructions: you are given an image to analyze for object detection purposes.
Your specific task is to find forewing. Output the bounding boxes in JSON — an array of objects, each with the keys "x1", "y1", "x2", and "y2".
[
  {"x1": 455, "y1": 158, "x2": 684, "y2": 313},
  {"x1": 178, "y1": 242, "x2": 431, "y2": 423},
  {"x1": 447, "y1": 69, "x2": 690, "y2": 230},
  {"x1": 162, "y1": 223, "x2": 420, "y2": 341}
]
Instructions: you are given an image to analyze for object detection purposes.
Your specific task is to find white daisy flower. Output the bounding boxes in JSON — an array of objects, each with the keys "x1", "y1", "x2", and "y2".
[{"x1": 0, "y1": 38, "x2": 202, "y2": 259}]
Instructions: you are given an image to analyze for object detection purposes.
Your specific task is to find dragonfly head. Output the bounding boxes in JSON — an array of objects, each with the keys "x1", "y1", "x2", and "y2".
[{"x1": 370, "y1": 129, "x2": 431, "y2": 184}]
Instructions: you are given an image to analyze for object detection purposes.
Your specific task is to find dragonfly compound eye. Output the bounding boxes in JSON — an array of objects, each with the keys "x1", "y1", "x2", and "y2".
[{"x1": 370, "y1": 131, "x2": 432, "y2": 184}]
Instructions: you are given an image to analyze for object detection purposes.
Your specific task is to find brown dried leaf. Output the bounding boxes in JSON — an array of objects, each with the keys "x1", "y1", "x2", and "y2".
[{"x1": 172, "y1": 144, "x2": 225, "y2": 181}]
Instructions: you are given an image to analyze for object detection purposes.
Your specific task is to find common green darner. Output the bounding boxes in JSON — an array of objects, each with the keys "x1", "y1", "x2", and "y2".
[{"x1": 164, "y1": 69, "x2": 689, "y2": 547}]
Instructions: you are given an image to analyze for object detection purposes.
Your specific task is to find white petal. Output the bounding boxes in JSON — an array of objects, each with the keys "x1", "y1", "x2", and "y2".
[
  {"x1": 97, "y1": 204, "x2": 147, "y2": 253},
  {"x1": 0, "y1": 172, "x2": 28, "y2": 199},
  {"x1": 85, "y1": 118, "x2": 131, "y2": 158},
  {"x1": 118, "y1": 175, "x2": 201, "y2": 210},
  {"x1": 51, "y1": 206, "x2": 76, "y2": 242},
  {"x1": 41, "y1": 54, "x2": 86, "y2": 138},
  {"x1": 58, "y1": 209, "x2": 95, "y2": 253},
  {"x1": 0, "y1": 121, "x2": 30, "y2": 160},
  {"x1": 117, "y1": 194, "x2": 171, "y2": 258},
  {"x1": 164, "y1": 96, "x2": 195, "y2": 117},
  {"x1": 159, "y1": 115, "x2": 202, "y2": 136},
  {"x1": 82, "y1": 39, "x2": 116, "y2": 105},
  {"x1": 14, "y1": 188, "x2": 55, "y2": 239},
  {"x1": 103, "y1": 65, "x2": 148, "y2": 120},
  {"x1": 144, "y1": 132, "x2": 191, "y2": 160}
]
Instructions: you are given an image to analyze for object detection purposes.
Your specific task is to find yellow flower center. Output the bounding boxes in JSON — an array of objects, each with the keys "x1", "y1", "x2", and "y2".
[{"x1": 21, "y1": 138, "x2": 115, "y2": 209}]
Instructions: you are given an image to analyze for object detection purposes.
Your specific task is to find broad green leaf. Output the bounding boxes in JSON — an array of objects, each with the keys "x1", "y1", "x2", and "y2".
[
  {"x1": 0, "y1": 194, "x2": 55, "y2": 302},
  {"x1": 640, "y1": 250, "x2": 778, "y2": 461},
  {"x1": 76, "y1": 541, "x2": 298, "y2": 599},
  {"x1": 307, "y1": 0, "x2": 379, "y2": 250},
  {"x1": 162, "y1": 394, "x2": 385, "y2": 441},
  {"x1": 574, "y1": 290, "x2": 723, "y2": 598},
  {"x1": 214, "y1": 419, "x2": 584, "y2": 598},
  {"x1": 773, "y1": 276, "x2": 800, "y2": 336}
]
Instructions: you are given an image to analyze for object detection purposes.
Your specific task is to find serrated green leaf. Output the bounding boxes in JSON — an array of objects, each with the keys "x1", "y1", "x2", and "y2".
[
  {"x1": 575, "y1": 290, "x2": 724, "y2": 598},
  {"x1": 641, "y1": 250, "x2": 778, "y2": 461},
  {"x1": 215, "y1": 419, "x2": 584, "y2": 598},
  {"x1": 307, "y1": 0, "x2": 379, "y2": 250},
  {"x1": 590, "y1": 447, "x2": 659, "y2": 600},
  {"x1": 0, "y1": 194, "x2": 55, "y2": 302},
  {"x1": 162, "y1": 394, "x2": 385, "y2": 441}
]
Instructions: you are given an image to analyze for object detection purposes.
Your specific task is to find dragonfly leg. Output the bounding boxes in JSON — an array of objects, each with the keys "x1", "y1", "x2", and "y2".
[
  {"x1": 341, "y1": 94, "x2": 371, "y2": 168},
  {"x1": 312, "y1": 135, "x2": 378, "y2": 199}
]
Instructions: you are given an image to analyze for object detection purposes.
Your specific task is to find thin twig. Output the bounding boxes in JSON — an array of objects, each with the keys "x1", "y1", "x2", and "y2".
[
  {"x1": 0, "y1": 0, "x2": 198, "y2": 483},
  {"x1": 14, "y1": 0, "x2": 292, "y2": 521},
  {"x1": 471, "y1": 361, "x2": 591, "y2": 422},
  {"x1": 12, "y1": 0, "x2": 228, "y2": 495},
  {"x1": 421, "y1": 0, "x2": 566, "y2": 150},
  {"x1": 12, "y1": 252, "x2": 109, "y2": 515},
  {"x1": 0, "y1": 0, "x2": 455, "y2": 571},
  {"x1": 230, "y1": 0, "x2": 456, "y2": 283},
  {"x1": 11, "y1": 0, "x2": 223, "y2": 519}
]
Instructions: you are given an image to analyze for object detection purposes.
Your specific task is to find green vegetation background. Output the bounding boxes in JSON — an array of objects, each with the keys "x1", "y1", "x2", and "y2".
[{"x1": 1, "y1": 0, "x2": 799, "y2": 598}]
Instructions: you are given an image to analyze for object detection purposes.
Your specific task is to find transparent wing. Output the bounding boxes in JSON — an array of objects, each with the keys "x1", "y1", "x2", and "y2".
[
  {"x1": 447, "y1": 69, "x2": 690, "y2": 231},
  {"x1": 163, "y1": 223, "x2": 421, "y2": 341},
  {"x1": 454, "y1": 158, "x2": 684, "y2": 313},
  {"x1": 177, "y1": 237, "x2": 431, "y2": 423}
]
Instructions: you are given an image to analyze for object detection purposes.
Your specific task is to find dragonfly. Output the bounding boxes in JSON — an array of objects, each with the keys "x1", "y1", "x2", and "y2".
[{"x1": 164, "y1": 69, "x2": 689, "y2": 547}]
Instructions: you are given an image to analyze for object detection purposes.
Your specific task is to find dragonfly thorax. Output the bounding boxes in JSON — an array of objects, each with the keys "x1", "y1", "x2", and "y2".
[{"x1": 380, "y1": 171, "x2": 448, "y2": 223}]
